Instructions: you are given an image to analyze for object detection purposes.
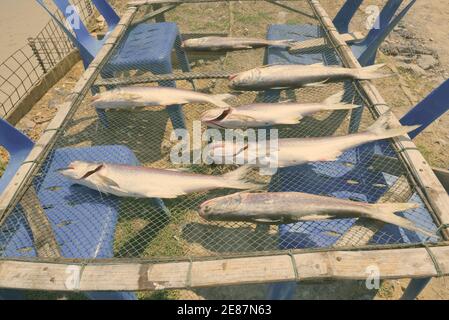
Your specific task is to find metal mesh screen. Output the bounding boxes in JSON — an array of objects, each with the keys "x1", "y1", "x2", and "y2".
[{"x1": 0, "y1": 1, "x2": 443, "y2": 268}]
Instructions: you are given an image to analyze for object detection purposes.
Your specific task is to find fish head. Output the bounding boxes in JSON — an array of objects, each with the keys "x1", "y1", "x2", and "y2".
[
  {"x1": 58, "y1": 161, "x2": 104, "y2": 181},
  {"x1": 199, "y1": 193, "x2": 243, "y2": 220},
  {"x1": 229, "y1": 68, "x2": 261, "y2": 90}
]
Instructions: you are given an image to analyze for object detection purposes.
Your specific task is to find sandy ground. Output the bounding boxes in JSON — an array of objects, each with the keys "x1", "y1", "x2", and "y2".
[
  {"x1": 1, "y1": 0, "x2": 449, "y2": 300},
  {"x1": 377, "y1": 0, "x2": 449, "y2": 300},
  {"x1": 0, "y1": 0, "x2": 49, "y2": 61}
]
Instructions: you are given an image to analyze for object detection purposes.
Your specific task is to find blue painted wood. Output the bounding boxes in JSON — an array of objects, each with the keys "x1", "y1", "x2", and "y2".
[
  {"x1": 400, "y1": 79, "x2": 449, "y2": 139},
  {"x1": 0, "y1": 119, "x2": 34, "y2": 196},
  {"x1": 400, "y1": 278, "x2": 431, "y2": 300},
  {"x1": 354, "y1": 0, "x2": 417, "y2": 66},
  {"x1": 92, "y1": 0, "x2": 120, "y2": 31},
  {"x1": 333, "y1": 0, "x2": 364, "y2": 34}
]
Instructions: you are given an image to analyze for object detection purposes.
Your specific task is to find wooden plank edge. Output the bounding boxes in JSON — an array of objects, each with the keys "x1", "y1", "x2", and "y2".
[
  {"x1": 1, "y1": 245, "x2": 448, "y2": 291},
  {"x1": 128, "y1": 0, "x2": 305, "y2": 7},
  {"x1": 308, "y1": 0, "x2": 449, "y2": 239}
]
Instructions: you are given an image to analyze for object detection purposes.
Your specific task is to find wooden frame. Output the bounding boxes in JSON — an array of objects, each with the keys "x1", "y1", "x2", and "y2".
[
  {"x1": 1, "y1": 245, "x2": 448, "y2": 291},
  {"x1": 0, "y1": 0, "x2": 448, "y2": 292}
]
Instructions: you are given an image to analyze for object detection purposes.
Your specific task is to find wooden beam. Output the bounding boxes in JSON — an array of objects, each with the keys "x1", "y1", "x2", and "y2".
[
  {"x1": 94, "y1": 71, "x2": 232, "y2": 87},
  {"x1": 131, "y1": 4, "x2": 179, "y2": 25},
  {"x1": 289, "y1": 32, "x2": 365, "y2": 54},
  {"x1": 128, "y1": 0, "x2": 304, "y2": 6},
  {"x1": 20, "y1": 187, "x2": 61, "y2": 258},
  {"x1": 0, "y1": 245, "x2": 448, "y2": 291},
  {"x1": 308, "y1": 0, "x2": 449, "y2": 240}
]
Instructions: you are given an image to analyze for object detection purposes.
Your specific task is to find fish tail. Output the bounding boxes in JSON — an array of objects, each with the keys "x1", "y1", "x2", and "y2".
[
  {"x1": 354, "y1": 64, "x2": 394, "y2": 80},
  {"x1": 210, "y1": 93, "x2": 235, "y2": 108},
  {"x1": 368, "y1": 202, "x2": 435, "y2": 237},
  {"x1": 322, "y1": 91, "x2": 361, "y2": 110},
  {"x1": 364, "y1": 111, "x2": 420, "y2": 140},
  {"x1": 222, "y1": 165, "x2": 263, "y2": 190}
]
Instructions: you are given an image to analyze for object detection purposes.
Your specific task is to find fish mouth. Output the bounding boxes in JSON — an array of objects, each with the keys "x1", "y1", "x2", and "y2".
[
  {"x1": 80, "y1": 164, "x2": 104, "y2": 180},
  {"x1": 91, "y1": 95, "x2": 101, "y2": 102},
  {"x1": 202, "y1": 108, "x2": 232, "y2": 122},
  {"x1": 201, "y1": 108, "x2": 232, "y2": 128},
  {"x1": 228, "y1": 74, "x2": 238, "y2": 81}
]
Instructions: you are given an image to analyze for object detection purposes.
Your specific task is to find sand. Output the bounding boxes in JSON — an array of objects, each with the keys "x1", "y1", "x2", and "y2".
[{"x1": 0, "y1": 0, "x2": 49, "y2": 61}]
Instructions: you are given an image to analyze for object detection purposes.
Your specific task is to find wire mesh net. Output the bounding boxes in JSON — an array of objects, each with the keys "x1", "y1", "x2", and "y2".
[{"x1": 0, "y1": 0, "x2": 443, "y2": 279}]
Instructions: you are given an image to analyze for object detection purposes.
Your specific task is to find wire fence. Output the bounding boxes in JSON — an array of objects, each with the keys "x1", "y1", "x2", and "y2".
[
  {"x1": 0, "y1": 0, "x2": 95, "y2": 119},
  {"x1": 0, "y1": 0, "x2": 445, "y2": 298}
]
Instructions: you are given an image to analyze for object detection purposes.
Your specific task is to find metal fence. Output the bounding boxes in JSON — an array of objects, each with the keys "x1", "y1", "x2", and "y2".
[{"x1": 0, "y1": 0, "x2": 95, "y2": 119}]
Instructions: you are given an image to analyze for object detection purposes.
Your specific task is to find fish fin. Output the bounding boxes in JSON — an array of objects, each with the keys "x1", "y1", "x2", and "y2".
[
  {"x1": 254, "y1": 218, "x2": 283, "y2": 224},
  {"x1": 97, "y1": 174, "x2": 120, "y2": 188},
  {"x1": 233, "y1": 45, "x2": 254, "y2": 49},
  {"x1": 147, "y1": 190, "x2": 185, "y2": 199},
  {"x1": 211, "y1": 93, "x2": 235, "y2": 108},
  {"x1": 233, "y1": 114, "x2": 258, "y2": 122},
  {"x1": 302, "y1": 79, "x2": 329, "y2": 87},
  {"x1": 323, "y1": 91, "x2": 345, "y2": 105},
  {"x1": 222, "y1": 165, "x2": 264, "y2": 190},
  {"x1": 276, "y1": 117, "x2": 301, "y2": 125},
  {"x1": 121, "y1": 93, "x2": 144, "y2": 101},
  {"x1": 271, "y1": 86, "x2": 293, "y2": 90},
  {"x1": 321, "y1": 92, "x2": 362, "y2": 110},
  {"x1": 259, "y1": 64, "x2": 284, "y2": 69},
  {"x1": 323, "y1": 103, "x2": 361, "y2": 111},
  {"x1": 300, "y1": 214, "x2": 335, "y2": 221},
  {"x1": 368, "y1": 202, "x2": 435, "y2": 238},
  {"x1": 364, "y1": 111, "x2": 421, "y2": 140},
  {"x1": 355, "y1": 63, "x2": 394, "y2": 80},
  {"x1": 279, "y1": 99, "x2": 293, "y2": 103},
  {"x1": 166, "y1": 168, "x2": 191, "y2": 173}
]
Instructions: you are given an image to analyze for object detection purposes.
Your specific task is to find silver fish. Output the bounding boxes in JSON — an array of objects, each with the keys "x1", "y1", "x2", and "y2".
[
  {"x1": 207, "y1": 112, "x2": 420, "y2": 168},
  {"x1": 229, "y1": 63, "x2": 393, "y2": 91},
  {"x1": 199, "y1": 192, "x2": 434, "y2": 237},
  {"x1": 59, "y1": 162, "x2": 260, "y2": 199},
  {"x1": 91, "y1": 86, "x2": 234, "y2": 109},
  {"x1": 201, "y1": 91, "x2": 360, "y2": 129},
  {"x1": 182, "y1": 36, "x2": 294, "y2": 51}
]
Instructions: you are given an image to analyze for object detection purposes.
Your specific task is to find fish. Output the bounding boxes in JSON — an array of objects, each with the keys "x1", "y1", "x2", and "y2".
[
  {"x1": 207, "y1": 112, "x2": 420, "y2": 168},
  {"x1": 59, "y1": 161, "x2": 261, "y2": 199},
  {"x1": 91, "y1": 86, "x2": 234, "y2": 109},
  {"x1": 182, "y1": 36, "x2": 294, "y2": 51},
  {"x1": 199, "y1": 192, "x2": 435, "y2": 237},
  {"x1": 229, "y1": 63, "x2": 393, "y2": 91},
  {"x1": 201, "y1": 91, "x2": 360, "y2": 129}
]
